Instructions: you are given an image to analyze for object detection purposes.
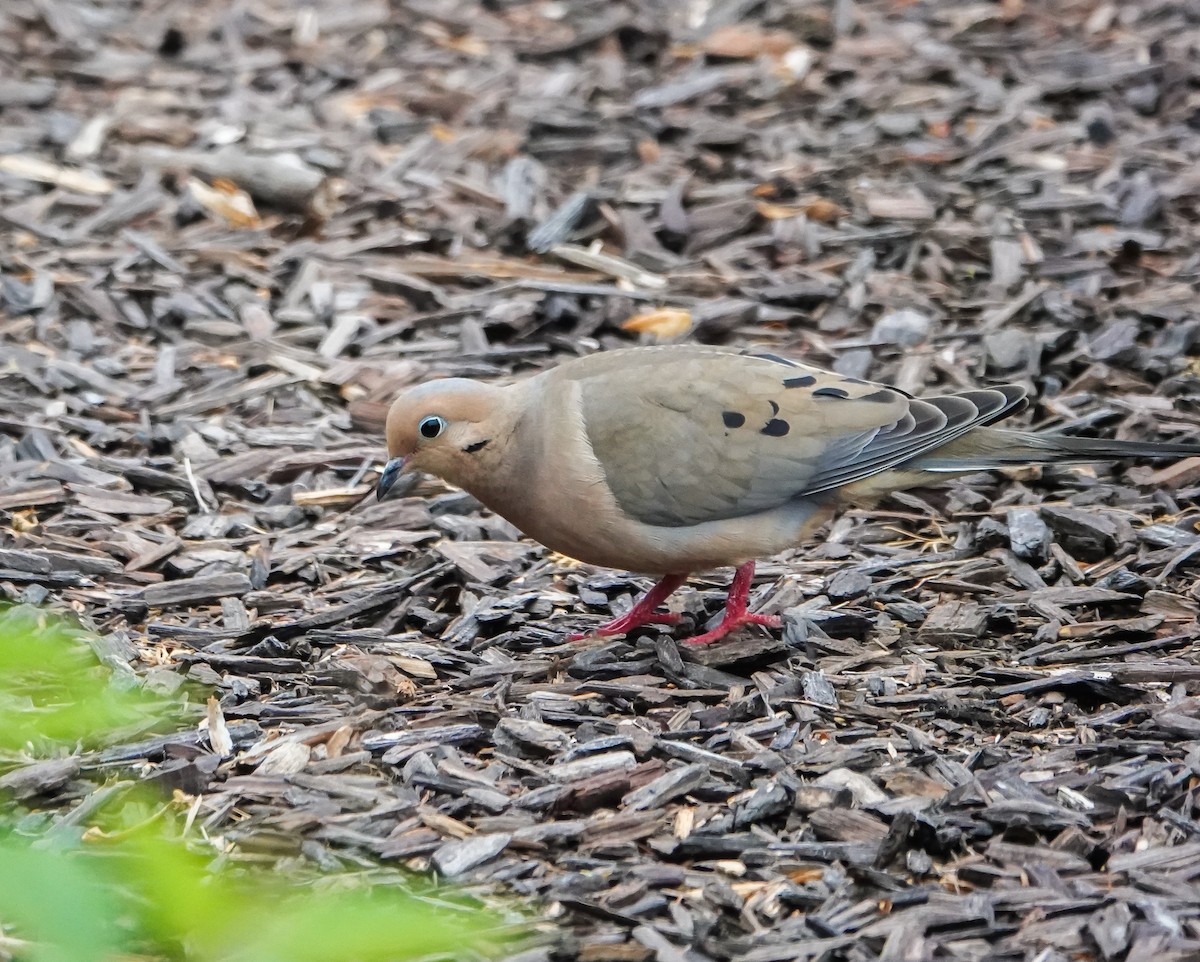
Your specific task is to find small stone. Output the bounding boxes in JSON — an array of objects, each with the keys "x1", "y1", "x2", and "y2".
[
  {"x1": 831, "y1": 347, "x2": 873, "y2": 380},
  {"x1": 496, "y1": 717, "x2": 573, "y2": 756},
  {"x1": 871, "y1": 309, "x2": 932, "y2": 347},
  {"x1": 974, "y1": 517, "x2": 1010, "y2": 551},
  {"x1": 874, "y1": 112, "x2": 922, "y2": 137},
  {"x1": 732, "y1": 780, "x2": 790, "y2": 828},
  {"x1": 548, "y1": 751, "x2": 636, "y2": 783},
  {"x1": 801, "y1": 670, "x2": 838, "y2": 707},
  {"x1": 1088, "y1": 318, "x2": 1140, "y2": 363},
  {"x1": 1007, "y1": 508, "x2": 1052, "y2": 562},
  {"x1": 813, "y1": 768, "x2": 888, "y2": 806},
  {"x1": 621, "y1": 763, "x2": 709, "y2": 811},
  {"x1": 919, "y1": 600, "x2": 987, "y2": 646},
  {"x1": 431, "y1": 833, "x2": 512, "y2": 877},
  {"x1": 825, "y1": 568, "x2": 872, "y2": 599},
  {"x1": 906, "y1": 848, "x2": 933, "y2": 875},
  {"x1": 1040, "y1": 505, "x2": 1123, "y2": 562},
  {"x1": 985, "y1": 329, "x2": 1033, "y2": 370},
  {"x1": 1124, "y1": 81, "x2": 1160, "y2": 115},
  {"x1": 883, "y1": 601, "x2": 927, "y2": 625}
]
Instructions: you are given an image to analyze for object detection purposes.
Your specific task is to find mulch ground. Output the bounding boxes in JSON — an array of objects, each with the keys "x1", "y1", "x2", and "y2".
[{"x1": 4, "y1": 1, "x2": 1200, "y2": 959}]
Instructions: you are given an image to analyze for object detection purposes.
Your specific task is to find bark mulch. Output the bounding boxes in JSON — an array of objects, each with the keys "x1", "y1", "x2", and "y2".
[{"x1": 3, "y1": 1, "x2": 1200, "y2": 959}]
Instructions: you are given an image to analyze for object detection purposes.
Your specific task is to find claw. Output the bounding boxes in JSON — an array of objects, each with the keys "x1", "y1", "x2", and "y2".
[
  {"x1": 567, "y1": 562, "x2": 781, "y2": 647},
  {"x1": 567, "y1": 611, "x2": 681, "y2": 641},
  {"x1": 568, "y1": 574, "x2": 686, "y2": 640},
  {"x1": 682, "y1": 610, "x2": 782, "y2": 646},
  {"x1": 680, "y1": 560, "x2": 780, "y2": 646}
]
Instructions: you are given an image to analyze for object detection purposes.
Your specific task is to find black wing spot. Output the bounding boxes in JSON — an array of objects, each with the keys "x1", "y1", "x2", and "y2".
[
  {"x1": 861, "y1": 389, "x2": 896, "y2": 403},
  {"x1": 783, "y1": 374, "x2": 816, "y2": 388},
  {"x1": 723, "y1": 411, "x2": 746, "y2": 429},
  {"x1": 843, "y1": 377, "x2": 868, "y2": 385},
  {"x1": 813, "y1": 387, "x2": 850, "y2": 399},
  {"x1": 750, "y1": 352, "x2": 798, "y2": 367},
  {"x1": 761, "y1": 418, "x2": 790, "y2": 437},
  {"x1": 463, "y1": 439, "x2": 491, "y2": 453},
  {"x1": 769, "y1": 400, "x2": 779, "y2": 416}
]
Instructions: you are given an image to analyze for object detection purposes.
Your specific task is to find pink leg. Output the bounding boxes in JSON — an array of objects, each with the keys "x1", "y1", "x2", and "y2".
[
  {"x1": 568, "y1": 574, "x2": 687, "y2": 640},
  {"x1": 682, "y1": 560, "x2": 782, "y2": 646}
]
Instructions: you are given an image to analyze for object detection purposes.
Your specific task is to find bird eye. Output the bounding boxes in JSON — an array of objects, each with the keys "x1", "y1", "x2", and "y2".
[{"x1": 418, "y1": 415, "x2": 447, "y2": 440}]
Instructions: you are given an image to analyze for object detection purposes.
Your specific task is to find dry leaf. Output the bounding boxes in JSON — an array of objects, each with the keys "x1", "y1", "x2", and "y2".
[
  {"x1": 325, "y1": 725, "x2": 354, "y2": 759},
  {"x1": 421, "y1": 22, "x2": 489, "y2": 56},
  {"x1": 291, "y1": 486, "x2": 372, "y2": 507},
  {"x1": 701, "y1": 24, "x2": 797, "y2": 59},
  {"x1": 186, "y1": 176, "x2": 261, "y2": 228},
  {"x1": 438, "y1": 33, "x2": 488, "y2": 56},
  {"x1": 10, "y1": 509, "x2": 39, "y2": 533},
  {"x1": 335, "y1": 649, "x2": 419, "y2": 697},
  {"x1": 421, "y1": 810, "x2": 474, "y2": 839},
  {"x1": 755, "y1": 196, "x2": 844, "y2": 223},
  {"x1": 864, "y1": 191, "x2": 935, "y2": 221},
  {"x1": 803, "y1": 197, "x2": 844, "y2": 223},
  {"x1": 0, "y1": 154, "x2": 113, "y2": 194},
  {"x1": 637, "y1": 137, "x2": 661, "y2": 164},
  {"x1": 787, "y1": 867, "x2": 825, "y2": 884},
  {"x1": 392, "y1": 655, "x2": 437, "y2": 680},
  {"x1": 621, "y1": 308, "x2": 692, "y2": 340},
  {"x1": 205, "y1": 696, "x2": 233, "y2": 757},
  {"x1": 1001, "y1": 0, "x2": 1024, "y2": 20},
  {"x1": 255, "y1": 740, "x2": 311, "y2": 775},
  {"x1": 881, "y1": 770, "x2": 949, "y2": 799}
]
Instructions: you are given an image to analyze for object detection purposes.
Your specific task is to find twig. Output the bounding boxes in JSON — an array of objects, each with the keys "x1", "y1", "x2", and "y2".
[{"x1": 183, "y1": 457, "x2": 213, "y2": 514}]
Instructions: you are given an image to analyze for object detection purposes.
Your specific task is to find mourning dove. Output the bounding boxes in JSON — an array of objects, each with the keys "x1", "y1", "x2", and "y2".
[{"x1": 377, "y1": 345, "x2": 1200, "y2": 645}]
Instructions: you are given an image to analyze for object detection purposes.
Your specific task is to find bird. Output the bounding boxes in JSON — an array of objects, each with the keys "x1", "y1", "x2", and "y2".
[{"x1": 376, "y1": 344, "x2": 1200, "y2": 646}]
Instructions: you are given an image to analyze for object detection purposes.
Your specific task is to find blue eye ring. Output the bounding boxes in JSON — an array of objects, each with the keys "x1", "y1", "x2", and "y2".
[{"x1": 418, "y1": 415, "x2": 447, "y2": 440}]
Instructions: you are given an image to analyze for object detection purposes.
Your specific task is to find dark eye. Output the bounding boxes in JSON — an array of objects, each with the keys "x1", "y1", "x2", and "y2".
[{"x1": 418, "y1": 415, "x2": 447, "y2": 439}]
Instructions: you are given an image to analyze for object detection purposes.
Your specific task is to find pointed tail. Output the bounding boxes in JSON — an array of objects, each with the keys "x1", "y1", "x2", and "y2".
[{"x1": 911, "y1": 427, "x2": 1200, "y2": 473}]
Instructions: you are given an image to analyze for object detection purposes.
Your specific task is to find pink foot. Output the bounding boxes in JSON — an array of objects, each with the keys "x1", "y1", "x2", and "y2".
[
  {"x1": 683, "y1": 611, "x2": 782, "y2": 647},
  {"x1": 568, "y1": 611, "x2": 681, "y2": 641},
  {"x1": 680, "y1": 560, "x2": 781, "y2": 647},
  {"x1": 568, "y1": 574, "x2": 687, "y2": 641}
]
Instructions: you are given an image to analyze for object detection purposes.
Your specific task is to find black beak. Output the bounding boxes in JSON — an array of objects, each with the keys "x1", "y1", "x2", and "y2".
[{"x1": 376, "y1": 457, "x2": 410, "y2": 501}]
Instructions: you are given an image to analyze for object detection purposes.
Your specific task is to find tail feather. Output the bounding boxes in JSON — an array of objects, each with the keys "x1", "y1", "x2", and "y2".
[{"x1": 912, "y1": 427, "x2": 1200, "y2": 473}]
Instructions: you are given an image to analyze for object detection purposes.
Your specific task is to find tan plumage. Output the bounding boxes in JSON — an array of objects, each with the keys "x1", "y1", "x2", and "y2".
[{"x1": 378, "y1": 345, "x2": 1200, "y2": 644}]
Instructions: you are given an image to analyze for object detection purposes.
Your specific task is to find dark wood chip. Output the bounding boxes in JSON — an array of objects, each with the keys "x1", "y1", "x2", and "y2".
[{"x1": 6, "y1": 1, "x2": 1200, "y2": 957}]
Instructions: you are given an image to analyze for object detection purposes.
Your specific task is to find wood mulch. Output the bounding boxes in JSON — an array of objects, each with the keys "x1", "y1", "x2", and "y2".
[{"x1": 3, "y1": 0, "x2": 1200, "y2": 959}]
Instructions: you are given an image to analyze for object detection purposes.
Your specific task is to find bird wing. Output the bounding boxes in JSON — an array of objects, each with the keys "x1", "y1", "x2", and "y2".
[{"x1": 572, "y1": 348, "x2": 1026, "y2": 527}]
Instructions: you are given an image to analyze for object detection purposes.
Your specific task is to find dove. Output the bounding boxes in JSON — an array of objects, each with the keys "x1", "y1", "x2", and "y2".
[{"x1": 376, "y1": 345, "x2": 1200, "y2": 645}]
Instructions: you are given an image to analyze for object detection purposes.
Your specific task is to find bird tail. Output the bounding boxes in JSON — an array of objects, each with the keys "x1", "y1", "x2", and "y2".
[{"x1": 911, "y1": 427, "x2": 1200, "y2": 473}]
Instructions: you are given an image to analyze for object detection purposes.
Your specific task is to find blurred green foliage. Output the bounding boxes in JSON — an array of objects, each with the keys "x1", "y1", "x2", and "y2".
[
  {"x1": 0, "y1": 833, "x2": 502, "y2": 962},
  {"x1": 0, "y1": 605, "x2": 514, "y2": 962},
  {"x1": 0, "y1": 605, "x2": 178, "y2": 754}
]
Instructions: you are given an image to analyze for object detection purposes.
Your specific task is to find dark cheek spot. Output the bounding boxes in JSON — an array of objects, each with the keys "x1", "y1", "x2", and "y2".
[
  {"x1": 813, "y1": 387, "x2": 849, "y2": 399},
  {"x1": 723, "y1": 411, "x2": 746, "y2": 428},
  {"x1": 783, "y1": 375, "x2": 816, "y2": 388},
  {"x1": 761, "y1": 418, "x2": 790, "y2": 437},
  {"x1": 463, "y1": 439, "x2": 491, "y2": 453}
]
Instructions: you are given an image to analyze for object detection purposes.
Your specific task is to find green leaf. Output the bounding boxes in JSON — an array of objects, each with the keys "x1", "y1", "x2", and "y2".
[
  {"x1": 0, "y1": 606, "x2": 180, "y2": 754},
  {"x1": 0, "y1": 839, "x2": 123, "y2": 962},
  {"x1": 0, "y1": 607, "x2": 516, "y2": 962}
]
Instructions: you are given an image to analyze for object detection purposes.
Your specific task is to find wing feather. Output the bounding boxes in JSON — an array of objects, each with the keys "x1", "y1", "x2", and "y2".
[{"x1": 567, "y1": 347, "x2": 1026, "y2": 527}]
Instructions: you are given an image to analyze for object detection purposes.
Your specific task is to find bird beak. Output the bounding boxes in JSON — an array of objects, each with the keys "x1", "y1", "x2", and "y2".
[{"x1": 375, "y1": 456, "x2": 412, "y2": 501}]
